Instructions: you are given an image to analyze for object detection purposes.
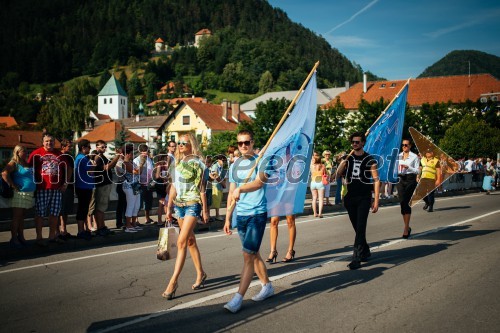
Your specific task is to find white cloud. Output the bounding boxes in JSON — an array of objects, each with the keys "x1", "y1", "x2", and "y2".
[
  {"x1": 325, "y1": 0, "x2": 379, "y2": 35},
  {"x1": 425, "y1": 9, "x2": 500, "y2": 39},
  {"x1": 327, "y1": 35, "x2": 378, "y2": 48}
]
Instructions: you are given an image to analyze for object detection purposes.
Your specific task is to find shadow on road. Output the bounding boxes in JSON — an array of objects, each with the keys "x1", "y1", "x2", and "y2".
[{"x1": 87, "y1": 225, "x2": 495, "y2": 333}]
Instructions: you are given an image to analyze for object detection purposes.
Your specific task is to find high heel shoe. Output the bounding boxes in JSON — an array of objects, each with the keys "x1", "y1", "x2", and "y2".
[
  {"x1": 192, "y1": 272, "x2": 208, "y2": 290},
  {"x1": 162, "y1": 282, "x2": 178, "y2": 300},
  {"x1": 282, "y1": 250, "x2": 296, "y2": 263},
  {"x1": 402, "y1": 227, "x2": 412, "y2": 239},
  {"x1": 265, "y1": 250, "x2": 278, "y2": 263}
]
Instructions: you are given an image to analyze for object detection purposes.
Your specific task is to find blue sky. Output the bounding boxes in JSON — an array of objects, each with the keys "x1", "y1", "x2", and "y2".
[{"x1": 268, "y1": 0, "x2": 500, "y2": 80}]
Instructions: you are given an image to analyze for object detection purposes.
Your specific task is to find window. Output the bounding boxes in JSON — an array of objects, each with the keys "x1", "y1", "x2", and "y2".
[
  {"x1": 170, "y1": 135, "x2": 176, "y2": 142},
  {"x1": 110, "y1": 98, "x2": 113, "y2": 104},
  {"x1": 183, "y1": 115, "x2": 190, "y2": 125},
  {"x1": 104, "y1": 98, "x2": 107, "y2": 104},
  {"x1": 390, "y1": 83, "x2": 396, "y2": 88},
  {"x1": 380, "y1": 84, "x2": 386, "y2": 88}
]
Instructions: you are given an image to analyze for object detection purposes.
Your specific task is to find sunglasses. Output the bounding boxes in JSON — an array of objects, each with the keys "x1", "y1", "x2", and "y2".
[
  {"x1": 98, "y1": 145, "x2": 107, "y2": 149},
  {"x1": 351, "y1": 140, "x2": 361, "y2": 144},
  {"x1": 402, "y1": 143, "x2": 410, "y2": 147},
  {"x1": 177, "y1": 141, "x2": 190, "y2": 146},
  {"x1": 237, "y1": 140, "x2": 252, "y2": 147}
]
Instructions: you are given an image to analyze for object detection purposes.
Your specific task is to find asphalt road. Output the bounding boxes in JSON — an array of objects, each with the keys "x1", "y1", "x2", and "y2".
[{"x1": 0, "y1": 192, "x2": 499, "y2": 333}]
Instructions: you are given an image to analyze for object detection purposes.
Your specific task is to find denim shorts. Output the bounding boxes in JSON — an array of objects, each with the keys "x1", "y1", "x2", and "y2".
[
  {"x1": 174, "y1": 203, "x2": 201, "y2": 219},
  {"x1": 237, "y1": 212, "x2": 267, "y2": 254}
]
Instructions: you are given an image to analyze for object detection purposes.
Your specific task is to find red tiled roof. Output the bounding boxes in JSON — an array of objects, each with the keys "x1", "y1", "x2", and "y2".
[
  {"x1": 195, "y1": 29, "x2": 211, "y2": 36},
  {"x1": 324, "y1": 74, "x2": 500, "y2": 110},
  {"x1": 78, "y1": 121, "x2": 146, "y2": 143},
  {"x1": 147, "y1": 97, "x2": 205, "y2": 107},
  {"x1": 0, "y1": 130, "x2": 60, "y2": 149},
  {"x1": 0, "y1": 116, "x2": 18, "y2": 128},
  {"x1": 155, "y1": 38, "x2": 164, "y2": 43},
  {"x1": 181, "y1": 100, "x2": 252, "y2": 131},
  {"x1": 95, "y1": 114, "x2": 111, "y2": 121}
]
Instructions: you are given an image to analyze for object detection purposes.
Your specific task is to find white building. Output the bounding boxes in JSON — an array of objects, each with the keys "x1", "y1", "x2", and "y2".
[{"x1": 97, "y1": 75, "x2": 128, "y2": 120}]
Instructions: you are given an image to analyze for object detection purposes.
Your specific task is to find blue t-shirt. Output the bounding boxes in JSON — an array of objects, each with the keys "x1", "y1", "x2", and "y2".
[
  {"x1": 75, "y1": 153, "x2": 95, "y2": 190},
  {"x1": 229, "y1": 155, "x2": 267, "y2": 216},
  {"x1": 12, "y1": 163, "x2": 36, "y2": 192}
]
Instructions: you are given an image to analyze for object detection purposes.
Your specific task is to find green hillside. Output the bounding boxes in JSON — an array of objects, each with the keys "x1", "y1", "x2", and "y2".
[{"x1": 419, "y1": 50, "x2": 500, "y2": 79}]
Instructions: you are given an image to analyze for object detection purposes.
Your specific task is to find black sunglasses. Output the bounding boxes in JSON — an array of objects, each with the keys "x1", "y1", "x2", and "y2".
[
  {"x1": 402, "y1": 143, "x2": 410, "y2": 147},
  {"x1": 237, "y1": 140, "x2": 252, "y2": 147},
  {"x1": 351, "y1": 140, "x2": 361, "y2": 144}
]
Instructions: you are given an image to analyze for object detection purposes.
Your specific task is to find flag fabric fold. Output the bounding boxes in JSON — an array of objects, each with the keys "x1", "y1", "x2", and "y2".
[
  {"x1": 262, "y1": 72, "x2": 318, "y2": 217},
  {"x1": 364, "y1": 84, "x2": 409, "y2": 183}
]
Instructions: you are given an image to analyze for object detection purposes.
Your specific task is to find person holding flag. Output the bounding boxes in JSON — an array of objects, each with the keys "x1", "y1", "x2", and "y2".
[
  {"x1": 337, "y1": 132, "x2": 380, "y2": 270},
  {"x1": 223, "y1": 129, "x2": 274, "y2": 313}
]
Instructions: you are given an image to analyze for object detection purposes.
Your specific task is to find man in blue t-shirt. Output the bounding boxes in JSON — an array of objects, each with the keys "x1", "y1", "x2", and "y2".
[
  {"x1": 74, "y1": 139, "x2": 95, "y2": 240},
  {"x1": 223, "y1": 130, "x2": 274, "y2": 313}
]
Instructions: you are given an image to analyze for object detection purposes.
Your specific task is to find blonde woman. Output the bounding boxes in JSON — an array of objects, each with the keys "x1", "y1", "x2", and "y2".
[
  {"x1": 1, "y1": 145, "x2": 36, "y2": 248},
  {"x1": 310, "y1": 151, "x2": 326, "y2": 218},
  {"x1": 162, "y1": 133, "x2": 210, "y2": 299}
]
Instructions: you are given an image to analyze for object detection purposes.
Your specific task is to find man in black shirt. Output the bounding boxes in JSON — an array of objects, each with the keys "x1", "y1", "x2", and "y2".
[{"x1": 338, "y1": 132, "x2": 380, "y2": 269}]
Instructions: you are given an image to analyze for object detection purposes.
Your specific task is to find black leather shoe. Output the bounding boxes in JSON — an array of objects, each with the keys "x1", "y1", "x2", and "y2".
[
  {"x1": 348, "y1": 260, "x2": 361, "y2": 270},
  {"x1": 423, "y1": 204, "x2": 429, "y2": 210},
  {"x1": 427, "y1": 206, "x2": 433, "y2": 212},
  {"x1": 403, "y1": 227, "x2": 412, "y2": 239}
]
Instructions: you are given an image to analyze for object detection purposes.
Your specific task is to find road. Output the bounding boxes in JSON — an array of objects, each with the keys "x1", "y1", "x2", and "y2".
[{"x1": 0, "y1": 192, "x2": 499, "y2": 333}]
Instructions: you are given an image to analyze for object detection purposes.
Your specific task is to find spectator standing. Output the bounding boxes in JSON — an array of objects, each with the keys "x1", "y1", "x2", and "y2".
[
  {"x1": 120, "y1": 144, "x2": 143, "y2": 232},
  {"x1": 322, "y1": 150, "x2": 333, "y2": 205},
  {"x1": 58, "y1": 139, "x2": 75, "y2": 240},
  {"x1": 337, "y1": 132, "x2": 380, "y2": 270},
  {"x1": 134, "y1": 144, "x2": 154, "y2": 224},
  {"x1": 114, "y1": 147, "x2": 127, "y2": 229},
  {"x1": 310, "y1": 151, "x2": 326, "y2": 218},
  {"x1": 2, "y1": 145, "x2": 36, "y2": 248},
  {"x1": 482, "y1": 169, "x2": 494, "y2": 194},
  {"x1": 396, "y1": 139, "x2": 419, "y2": 239},
  {"x1": 93, "y1": 140, "x2": 120, "y2": 236},
  {"x1": 28, "y1": 133, "x2": 71, "y2": 246},
  {"x1": 209, "y1": 155, "x2": 226, "y2": 221},
  {"x1": 74, "y1": 140, "x2": 95, "y2": 240}
]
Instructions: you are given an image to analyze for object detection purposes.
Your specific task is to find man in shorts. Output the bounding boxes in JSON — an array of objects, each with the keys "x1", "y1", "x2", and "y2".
[
  {"x1": 29, "y1": 133, "x2": 71, "y2": 245},
  {"x1": 223, "y1": 129, "x2": 274, "y2": 313},
  {"x1": 93, "y1": 140, "x2": 121, "y2": 236}
]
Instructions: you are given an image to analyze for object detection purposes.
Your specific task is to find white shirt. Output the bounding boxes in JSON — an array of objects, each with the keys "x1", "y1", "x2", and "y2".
[
  {"x1": 133, "y1": 155, "x2": 154, "y2": 184},
  {"x1": 397, "y1": 151, "x2": 420, "y2": 175}
]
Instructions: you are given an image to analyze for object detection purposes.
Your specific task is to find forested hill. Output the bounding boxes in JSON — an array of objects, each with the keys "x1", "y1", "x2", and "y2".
[
  {"x1": 0, "y1": 0, "x2": 366, "y2": 88},
  {"x1": 419, "y1": 50, "x2": 500, "y2": 79}
]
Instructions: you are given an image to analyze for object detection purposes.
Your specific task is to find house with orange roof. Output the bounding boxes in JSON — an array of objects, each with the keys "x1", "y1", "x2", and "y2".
[
  {"x1": 165, "y1": 100, "x2": 251, "y2": 147},
  {"x1": 147, "y1": 96, "x2": 206, "y2": 113},
  {"x1": 77, "y1": 121, "x2": 146, "y2": 158},
  {"x1": 323, "y1": 74, "x2": 500, "y2": 111},
  {"x1": 0, "y1": 130, "x2": 63, "y2": 163},
  {"x1": 194, "y1": 28, "x2": 212, "y2": 47},
  {"x1": 0, "y1": 116, "x2": 18, "y2": 128}
]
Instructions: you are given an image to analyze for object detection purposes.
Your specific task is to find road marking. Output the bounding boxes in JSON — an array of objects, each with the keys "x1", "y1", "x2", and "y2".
[
  {"x1": 93, "y1": 208, "x2": 500, "y2": 333},
  {"x1": 0, "y1": 192, "x2": 487, "y2": 275}
]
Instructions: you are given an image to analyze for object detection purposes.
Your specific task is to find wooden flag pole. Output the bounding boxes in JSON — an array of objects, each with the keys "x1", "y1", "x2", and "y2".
[{"x1": 227, "y1": 61, "x2": 320, "y2": 210}]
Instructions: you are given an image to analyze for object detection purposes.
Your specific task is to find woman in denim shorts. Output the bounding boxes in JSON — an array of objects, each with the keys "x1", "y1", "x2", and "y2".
[{"x1": 162, "y1": 133, "x2": 210, "y2": 300}]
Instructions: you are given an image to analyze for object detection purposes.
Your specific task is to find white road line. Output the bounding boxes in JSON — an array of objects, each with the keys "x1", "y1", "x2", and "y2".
[
  {"x1": 94, "y1": 208, "x2": 500, "y2": 333},
  {"x1": 0, "y1": 193, "x2": 487, "y2": 275}
]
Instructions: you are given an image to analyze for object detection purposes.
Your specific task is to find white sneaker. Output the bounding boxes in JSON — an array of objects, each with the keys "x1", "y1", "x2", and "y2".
[
  {"x1": 133, "y1": 226, "x2": 143, "y2": 230},
  {"x1": 125, "y1": 228, "x2": 138, "y2": 233},
  {"x1": 224, "y1": 294, "x2": 243, "y2": 313},
  {"x1": 251, "y1": 283, "x2": 274, "y2": 301}
]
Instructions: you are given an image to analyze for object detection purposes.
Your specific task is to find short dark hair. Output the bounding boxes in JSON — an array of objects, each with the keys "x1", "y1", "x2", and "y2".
[
  {"x1": 349, "y1": 132, "x2": 366, "y2": 142},
  {"x1": 168, "y1": 141, "x2": 176, "y2": 147},
  {"x1": 78, "y1": 139, "x2": 90, "y2": 151},
  {"x1": 237, "y1": 129, "x2": 254, "y2": 140},
  {"x1": 402, "y1": 138, "x2": 412, "y2": 145},
  {"x1": 122, "y1": 144, "x2": 135, "y2": 155},
  {"x1": 60, "y1": 138, "x2": 72, "y2": 147},
  {"x1": 138, "y1": 143, "x2": 149, "y2": 153},
  {"x1": 96, "y1": 139, "x2": 106, "y2": 146}
]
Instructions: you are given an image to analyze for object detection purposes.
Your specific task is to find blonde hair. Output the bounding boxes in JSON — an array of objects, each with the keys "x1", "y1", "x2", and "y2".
[
  {"x1": 11, "y1": 145, "x2": 27, "y2": 164},
  {"x1": 175, "y1": 133, "x2": 203, "y2": 163}
]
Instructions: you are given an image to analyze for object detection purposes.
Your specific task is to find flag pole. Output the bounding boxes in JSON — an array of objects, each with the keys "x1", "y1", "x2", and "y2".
[
  {"x1": 334, "y1": 78, "x2": 410, "y2": 179},
  {"x1": 365, "y1": 78, "x2": 411, "y2": 136},
  {"x1": 227, "y1": 61, "x2": 320, "y2": 209}
]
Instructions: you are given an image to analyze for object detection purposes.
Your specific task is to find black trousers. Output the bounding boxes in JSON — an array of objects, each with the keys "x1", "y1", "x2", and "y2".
[
  {"x1": 397, "y1": 174, "x2": 417, "y2": 215},
  {"x1": 344, "y1": 194, "x2": 371, "y2": 251},
  {"x1": 75, "y1": 188, "x2": 93, "y2": 221},
  {"x1": 115, "y1": 183, "x2": 127, "y2": 226}
]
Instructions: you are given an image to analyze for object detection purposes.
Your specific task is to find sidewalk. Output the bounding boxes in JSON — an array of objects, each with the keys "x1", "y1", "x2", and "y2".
[{"x1": 0, "y1": 189, "x2": 481, "y2": 261}]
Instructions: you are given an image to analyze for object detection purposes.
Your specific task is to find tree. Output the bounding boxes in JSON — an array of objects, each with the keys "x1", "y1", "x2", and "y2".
[
  {"x1": 112, "y1": 127, "x2": 129, "y2": 155},
  {"x1": 315, "y1": 98, "x2": 349, "y2": 154},
  {"x1": 98, "y1": 70, "x2": 111, "y2": 91},
  {"x1": 204, "y1": 131, "x2": 237, "y2": 156},
  {"x1": 258, "y1": 70, "x2": 274, "y2": 94},
  {"x1": 439, "y1": 115, "x2": 500, "y2": 158},
  {"x1": 250, "y1": 98, "x2": 290, "y2": 148}
]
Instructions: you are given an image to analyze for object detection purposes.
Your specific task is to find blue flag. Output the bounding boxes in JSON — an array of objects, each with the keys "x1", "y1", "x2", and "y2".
[
  {"x1": 262, "y1": 72, "x2": 318, "y2": 217},
  {"x1": 364, "y1": 84, "x2": 408, "y2": 183}
]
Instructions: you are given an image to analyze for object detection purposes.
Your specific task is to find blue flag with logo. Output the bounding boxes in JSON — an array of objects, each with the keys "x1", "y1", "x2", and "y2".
[
  {"x1": 364, "y1": 84, "x2": 408, "y2": 183},
  {"x1": 262, "y1": 72, "x2": 318, "y2": 217}
]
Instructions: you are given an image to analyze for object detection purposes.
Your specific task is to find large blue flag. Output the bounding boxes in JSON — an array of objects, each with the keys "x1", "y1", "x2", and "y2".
[
  {"x1": 262, "y1": 72, "x2": 318, "y2": 217},
  {"x1": 364, "y1": 84, "x2": 408, "y2": 183}
]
